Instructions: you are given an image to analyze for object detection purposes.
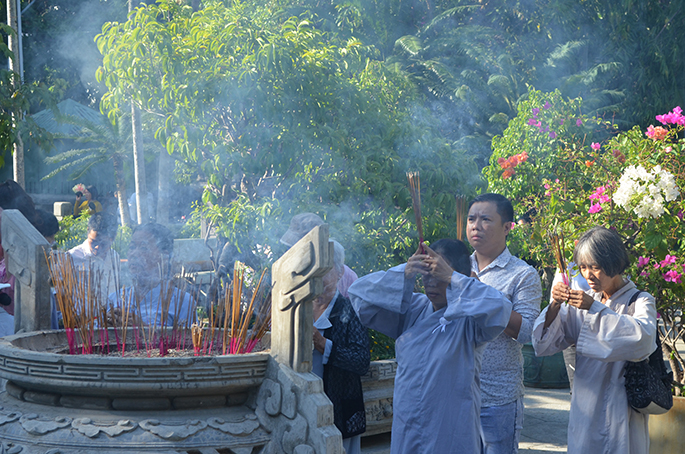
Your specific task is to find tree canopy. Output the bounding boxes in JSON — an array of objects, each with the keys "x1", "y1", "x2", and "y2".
[{"x1": 95, "y1": 0, "x2": 479, "y2": 272}]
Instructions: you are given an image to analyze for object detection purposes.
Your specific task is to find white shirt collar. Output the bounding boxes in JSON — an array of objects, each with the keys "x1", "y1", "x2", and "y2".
[{"x1": 314, "y1": 290, "x2": 339, "y2": 330}]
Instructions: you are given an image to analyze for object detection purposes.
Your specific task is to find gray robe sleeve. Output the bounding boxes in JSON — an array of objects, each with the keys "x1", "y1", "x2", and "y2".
[
  {"x1": 444, "y1": 271, "x2": 513, "y2": 344},
  {"x1": 348, "y1": 264, "x2": 427, "y2": 339}
]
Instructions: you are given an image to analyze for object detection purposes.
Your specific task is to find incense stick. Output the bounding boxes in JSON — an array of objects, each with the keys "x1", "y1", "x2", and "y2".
[
  {"x1": 407, "y1": 172, "x2": 424, "y2": 250},
  {"x1": 550, "y1": 232, "x2": 570, "y2": 287},
  {"x1": 456, "y1": 194, "x2": 467, "y2": 241}
]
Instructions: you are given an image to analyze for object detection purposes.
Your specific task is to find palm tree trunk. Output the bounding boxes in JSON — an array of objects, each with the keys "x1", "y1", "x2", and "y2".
[
  {"x1": 131, "y1": 103, "x2": 148, "y2": 224},
  {"x1": 113, "y1": 153, "x2": 131, "y2": 227},
  {"x1": 7, "y1": 0, "x2": 24, "y2": 188},
  {"x1": 156, "y1": 149, "x2": 172, "y2": 225}
]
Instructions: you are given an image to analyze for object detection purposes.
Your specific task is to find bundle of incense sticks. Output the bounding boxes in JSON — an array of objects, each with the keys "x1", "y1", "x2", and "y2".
[
  {"x1": 406, "y1": 171, "x2": 424, "y2": 251},
  {"x1": 218, "y1": 263, "x2": 272, "y2": 355},
  {"x1": 455, "y1": 194, "x2": 467, "y2": 241},
  {"x1": 550, "y1": 232, "x2": 570, "y2": 286},
  {"x1": 46, "y1": 251, "x2": 108, "y2": 355}
]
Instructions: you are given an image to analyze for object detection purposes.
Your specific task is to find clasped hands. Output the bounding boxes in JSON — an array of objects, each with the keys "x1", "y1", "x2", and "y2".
[
  {"x1": 404, "y1": 243, "x2": 453, "y2": 284},
  {"x1": 551, "y1": 282, "x2": 594, "y2": 310}
]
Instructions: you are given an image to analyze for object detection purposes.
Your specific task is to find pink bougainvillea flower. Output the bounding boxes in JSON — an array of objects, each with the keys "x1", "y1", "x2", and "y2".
[
  {"x1": 654, "y1": 263, "x2": 661, "y2": 269},
  {"x1": 532, "y1": 107, "x2": 540, "y2": 117},
  {"x1": 555, "y1": 179, "x2": 559, "y2": 183},
  {"x1": 663, "y1": 270, "x2": 682, "y2": 284},
  {"x1": 656, "y1": 106, "x2": 685, "y2": 126},
  {"x1": 638, "y1": 256, "x2": 650, "y2": 267},
  {"x1": 549, "y1": 131, "x2": 557, "y2": 139},
  {"x1": 559, "y1": 119, "x2": 565, "y2": 125},
  {"x1": 544, "y1": 101, "x2": 551, "y2": 109},
  {"x1": 659, "y1": 255, "x2": 677, "y2": 268},
  {"x1": 589, "y1": 186, "x2": 611, "y2": 203},
  {"x1": 588, "y1": 203, "x2": 602, "y2": 214},
  {"x1": 544, "y1": 183, "x2": 550, "y2": 189},
  {"x1": 545, "y1": 191, "x2": 551, "y2": 196},
  {"x1": 502, "y1": 168, "x2": 515, "y2": 179},
  {"x1": 665, "y1": 146, "x2": 673, "y2": 153},
  {"x1": 646, "y1": 125, "x2": 668, "y2": 140},
  {"x1": 640, "y1": 271, "x2": 650, "y2": 277},
  {"x1": 576, "y1": 118, "x2": 582, "y2": 126},
  {"x1": 591, "y1": 142, "x2": 601, "y2": 150},
  {"x1": 527, "y1": 118, "x2": 537, "y2": 126},
  {"x1": 677, "y1": 210, "x2": 684, "y2": 220}
]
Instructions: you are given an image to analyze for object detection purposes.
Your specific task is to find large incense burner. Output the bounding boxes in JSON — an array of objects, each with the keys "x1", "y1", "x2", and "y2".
[{"x1": 0, "y1": 210, "x2": 343, "y2": 454}]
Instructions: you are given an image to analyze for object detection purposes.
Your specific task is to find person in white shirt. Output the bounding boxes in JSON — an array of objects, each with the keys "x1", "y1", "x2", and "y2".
[
  {"x1": 533, "y1": 226, "x2": 657, "y2": 454},
  {"x1": 68, "y1": 212, "x2": 121, "y2": 302},
  {"x1": 467, "y1": 193, "x2": 542, "y2": 454},
  {"x1": 109, "y1": 223, "x2": 193, "y2": 328}
]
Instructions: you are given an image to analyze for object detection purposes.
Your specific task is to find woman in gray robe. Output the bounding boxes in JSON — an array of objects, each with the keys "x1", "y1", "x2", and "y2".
[{"x1": 349, "y1": 239, "x2": 512, "y2": 454}]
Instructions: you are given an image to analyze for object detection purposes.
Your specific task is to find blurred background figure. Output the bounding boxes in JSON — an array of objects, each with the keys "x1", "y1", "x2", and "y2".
[
  {"x1": 280, "y1": 212, "x2": 358, "y2": 297},
  {"x1": 74, "y1": 184, "x2": 103, "y2": 217},
  {"x1": 34, "y1": 209, "x2": 60, "y2": 247},
  {"x1": 109, "y1": 223, "x2": 193, "y2": 327},
  {"x1": 68, "y1": 212, "x2": 120, "y2": 301}
]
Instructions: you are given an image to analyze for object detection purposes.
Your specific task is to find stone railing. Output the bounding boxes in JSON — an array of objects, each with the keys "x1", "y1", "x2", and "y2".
[{"x1": 361, "y1": 359, "x2": 396, "y2": 437}]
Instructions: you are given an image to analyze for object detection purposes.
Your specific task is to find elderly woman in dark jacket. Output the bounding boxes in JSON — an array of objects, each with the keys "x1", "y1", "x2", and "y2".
[{"x1": 312, "y1": 240, "x2": 369, "y2": 453}]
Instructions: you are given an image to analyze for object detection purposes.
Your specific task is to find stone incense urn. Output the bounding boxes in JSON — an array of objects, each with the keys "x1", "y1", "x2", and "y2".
[
  {"x1": 0, "y1": 329, "x2": 273, "y2": 453},
  {"x1": 0, "y1": 219, "x2": 343, "y2": 454}
]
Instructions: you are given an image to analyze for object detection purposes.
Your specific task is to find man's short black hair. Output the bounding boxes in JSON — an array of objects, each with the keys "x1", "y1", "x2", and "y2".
[
  {"x1": 34, "y1": 209, "x2": 59, "y2": 238},
  {"x1": 88, "y1": 212, "x2": 118, "y2": 239},
  {"x1": 430, "y1": 238, "x2": 471, "y2": 276},
  {"x1": 133, "y1": 222, "x2": 174, "y2": 255},
  {"x1": 468, "y1": 193, "x2": 514, "y2": 224}
]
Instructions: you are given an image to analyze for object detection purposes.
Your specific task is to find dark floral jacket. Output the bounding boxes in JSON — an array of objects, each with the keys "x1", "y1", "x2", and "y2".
[{"x1": 322, "y1": 294, "x2": 370, "y2": 439}]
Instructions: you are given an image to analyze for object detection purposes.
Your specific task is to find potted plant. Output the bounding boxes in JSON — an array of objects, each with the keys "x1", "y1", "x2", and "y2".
[{"x1": 483, "y1": 89, "x2": 685, "y2": 449}]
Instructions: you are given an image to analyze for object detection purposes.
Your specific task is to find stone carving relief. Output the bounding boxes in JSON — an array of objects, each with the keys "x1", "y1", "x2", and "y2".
[
  {"x1": 139, "y1": 418, "x2": 208, "y2": 441},
  {"x1": 281, "y1": 413, "x2": 308, "y2": 454},
  {"x1": 0, "y1": 442, "x2": 23, "y2": 454},
  {"x1": 365, "y1": 398, "x2": 393, "y2": 422},
  {"x1": 259, "y1": 378, "x2": 282, "y2": 416},
  {"x1": 207, "y1": 414, "x2": 260, "y2": 435},
  {"x1": 0, "y1": 408, "x2": 20, "y2": 426},
  {"x1": 293, "y1": 445, "x2": 315, "y2": 454},
  {"x1": 72, "y1": 418, "x2": 137, "y2": 438},
  {"x1": 19, "y1": 414, "x2": 71, "y2": 435}
]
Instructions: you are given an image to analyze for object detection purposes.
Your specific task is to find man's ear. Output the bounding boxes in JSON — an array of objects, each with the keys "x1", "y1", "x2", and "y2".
[{"x1": 503, "y1": 220, "x2": 513, "y2": 236}]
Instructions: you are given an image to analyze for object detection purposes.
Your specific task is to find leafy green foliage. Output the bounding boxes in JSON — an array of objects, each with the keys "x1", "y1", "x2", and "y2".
[
  {"x1": 485, "y1": 89, "x2": 685, "y2": 386},
  {"x1": 95, "y1": 0, "x2": 480, "y2": 274},
  {"x1": 369, "y1": 329, "x2": 395, "y2": 361},
  {"x1": 56, "y1": 214, "x2": 90, "y2": 251}
]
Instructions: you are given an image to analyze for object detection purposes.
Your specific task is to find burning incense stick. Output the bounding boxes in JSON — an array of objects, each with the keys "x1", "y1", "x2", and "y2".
[
  {"x1": 407, "y1": 171, "x2": 424, "y2": 250},
  {"x1": 455, "y1": 194, "x2": 467, "y2": 241},
  {"x1": 550, "y1": 232, "x2": 570, "y2": 286}
]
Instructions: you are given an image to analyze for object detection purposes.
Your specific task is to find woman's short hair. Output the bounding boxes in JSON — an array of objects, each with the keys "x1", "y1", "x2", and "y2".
[
  {"x1": 573, "y1": 227, "x2": 630, "y2": 277},
  {"x1": 430, "y1": 238, "x2": 471, "y2": 276}
]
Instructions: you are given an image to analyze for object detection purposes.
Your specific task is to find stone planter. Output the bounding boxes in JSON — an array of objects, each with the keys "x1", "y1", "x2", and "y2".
[
  {"x1": 361, "y1": 359, "x2": 397, "y2": 437},
  {"x1": 522, "y1": 343, "x2": 569, "y2": 389},
  {"x1": 649, "y1": 395, "x2": 685, "y2": 453}
]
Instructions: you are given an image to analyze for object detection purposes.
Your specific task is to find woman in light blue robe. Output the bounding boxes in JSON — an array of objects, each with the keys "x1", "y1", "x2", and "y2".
[{"x1": 349, "y1": 239, "x2": 512, "y2": 454}]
